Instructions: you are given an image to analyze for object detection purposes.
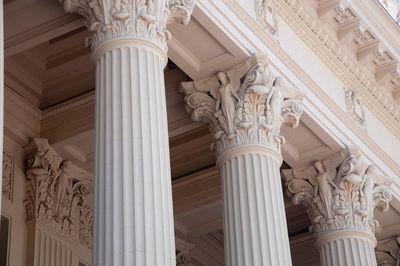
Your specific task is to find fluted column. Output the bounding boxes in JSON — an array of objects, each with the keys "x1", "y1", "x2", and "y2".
[
  {"x1": 59, "y1": 1, "x2": 195, "y2": 265},
  {"x1": 282, "y1": 147, "x2": 393, "y2": 266},
  {"x1": 181, "y1": 53, "x2": 304, "y2": 266}
]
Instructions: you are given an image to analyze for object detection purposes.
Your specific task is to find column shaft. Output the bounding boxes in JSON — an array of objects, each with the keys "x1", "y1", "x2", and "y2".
[
  {"x1": 318, "y1": 234, "x2": 376, "y2": 266},
  {"x1": 220, "y1": 147, "x2": 292, "y2": 266},
  {"x1": 93, "y1": 41, "x2": 175, "y2": 266}
]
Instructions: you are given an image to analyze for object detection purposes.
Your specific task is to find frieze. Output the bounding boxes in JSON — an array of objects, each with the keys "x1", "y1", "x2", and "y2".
[
  {"x1": 256, "y1": 0, "x2": 278, "y2": 41},
  {"x1": 344, "y1": 88, "x2": 366, "y2": 128}
]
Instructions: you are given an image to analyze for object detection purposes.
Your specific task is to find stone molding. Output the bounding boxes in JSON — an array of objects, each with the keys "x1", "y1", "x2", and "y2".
[
  {"x1": 219, "y1": 0, "x2": 400, "y2": 176},
  {"x1": 59, "y1": 0, "x2": 196, "y2": 51},
  {"x1": 180, "y1": 53, "x2": 304, "y2": 156},
  {"x1": 282, "y1": 146, "x2": 392, "y2": 238},
  {"x1": 376, "y1": 237, "x2": 400, "y2": 266},
  {"x1": 24, "y1": 138, "x2": 93, "y2": 249},
  {"x1": 2, "y1": 151, "x2": 13, "y2": 201}
]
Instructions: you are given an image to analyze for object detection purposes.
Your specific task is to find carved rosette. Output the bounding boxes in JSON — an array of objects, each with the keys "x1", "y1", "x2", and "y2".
[
  {"x1": 59, "y1": 0, "x2": 195, "y2": 51},
  {"x1": 24, "y1": 139, "x2": 93, "y2": 248},
  {"x1": 282, "y1": 147, "x2": 392, "y2": 238},
  {"x1": 176, "y1": 250, "x2": 194, "y2": 266},
  {"x1": 180, "y1": 53, "x2": 304, "y2": 156},
  {"x1": 376, "y1": 237, "x2": 400, "y2": 266}
]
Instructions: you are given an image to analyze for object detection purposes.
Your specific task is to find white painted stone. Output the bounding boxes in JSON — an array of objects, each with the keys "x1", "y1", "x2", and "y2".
[{"x1": 181, "y1": 53, "x2": 304, "y2": 266}]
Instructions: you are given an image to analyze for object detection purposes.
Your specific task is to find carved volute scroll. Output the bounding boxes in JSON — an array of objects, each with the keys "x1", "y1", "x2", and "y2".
[
  {"x1": 59, "y1": 0, "x2": 196, "y2": 51},
  {"x1": 376, "y1": 237, "x2": 400, "y2": 266},
  {"x1": 180, "y1": 53, "x2": 304, "y2": 156},
  {"x1": 24, "y1": 138, "x2": 93, "y2": 249},
  {"x1": 282, "y1": 146, "x2": 393, "y2": 238}
]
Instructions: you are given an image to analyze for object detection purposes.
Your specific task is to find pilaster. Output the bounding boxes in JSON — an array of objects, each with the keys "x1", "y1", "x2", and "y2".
[
  {"x1": 24, "y1": 138, "x2": 93, "y2": 266},
  {"x1": 282, "y1": 146, "x2": 393, "y2": 266},
  {"x1": 181, "y1": 53, "x2": 304, "y2": 266}
]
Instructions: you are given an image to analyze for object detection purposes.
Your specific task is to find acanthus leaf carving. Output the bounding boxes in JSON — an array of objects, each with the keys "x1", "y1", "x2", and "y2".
[
  {"x1": 181, "y1": 53, "x2": 304, "y2": 156},
  {"x1": 2, "y1": 151, "x2": 13, "y2": 201},
  {"x1": 59, "y1": 0, "x2": 196, "y2": 51},
  {"x1": 282, "y1": 146, "x2": 393, "y2": 237},
  {"x1": 24, "y1": 139, "x2": 93, "y2": 249},
  {"x1": 376, "y1": 237, "x2": 400, "y2": 266}
]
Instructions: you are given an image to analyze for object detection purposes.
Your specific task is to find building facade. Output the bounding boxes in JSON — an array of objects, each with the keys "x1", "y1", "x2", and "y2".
[{"x1": 1, "y1": 0, "x2": 400, "y2": 265}]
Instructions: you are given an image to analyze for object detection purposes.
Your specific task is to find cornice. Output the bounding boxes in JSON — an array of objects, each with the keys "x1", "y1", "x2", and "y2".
[
  {"x1": 217, "y1": 0, "x2": 400, "y2": 176},
  {"x1": 273, "y1": 0, "x2": 400, "y2": 137}
]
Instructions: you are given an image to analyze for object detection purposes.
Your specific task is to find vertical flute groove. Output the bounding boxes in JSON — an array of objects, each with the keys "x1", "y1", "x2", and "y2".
[
  {"x1": 220, "y1": 150, "x2": 292, "y2": 266},
  {"x1": 318, "y1": 236, "x2": 377, "y2": 266},
  {"x1": 93, "y1": 44, "x2": 175, "y2": 266}
]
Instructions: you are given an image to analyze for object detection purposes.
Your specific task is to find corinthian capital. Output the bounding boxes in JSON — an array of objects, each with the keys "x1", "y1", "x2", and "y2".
[
  {"x1": 282, "y1": 146, "x2": 393, "y2": 237},
  {"x1": 180, "y1": 53, "x2": 304, "y2": 156},
  {"x1": 24, "y1": 138, "x2": 93, "y2": 248},
  {"x1": 59, "y1": 0, "x2": 196, "y2": 50},
  {"x1": 376, "y1": 237, "x2": 400, "y2": 266}
]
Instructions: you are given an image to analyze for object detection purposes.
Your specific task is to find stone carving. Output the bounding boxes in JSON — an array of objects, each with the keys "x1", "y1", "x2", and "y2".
[
  {"x1": 79, "y1": 203, "x2": 93, "y2": 249},
  {"x1": 180, "y1": 53, "x2": 304, "y2": 155},
  {"x1": 59, "y1": 0, "x2": 196, "y2": 50},
  {"x1": 2, "y1": 151, "x2": 13, "y2": 201},
  {"x1": 282, "y1": 146, "x2": 392, "y2": 236},
  {"x1": 376, "y1": 237, "x2": 400, "y2": 266},
  {"x1": 345, "y1": 88, "x2": 367, "y2": 128},
  {"x1": 354, "y1": 28, "x2": 376, "y2": 46},
  {"x1": 373, "y1": 51, "x2": 394, "y2": 67},
  {"x1": 334, "y1": 7, "x2": 356, "y2": 24},
  {"x1": 176, "y1": 250, "x2": 194, "y2": 266},
  {"x1": 24, "y1": 139, "x2": 93, "y2": 248},
  {"x1": 255, "y1": 0, "x2": 278, "y2": 40}
]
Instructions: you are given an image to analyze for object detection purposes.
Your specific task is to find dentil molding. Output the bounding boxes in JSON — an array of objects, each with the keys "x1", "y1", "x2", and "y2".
[
  {"x1": 282, "y1": 146, "x2": 392, "y2": 238},
  {"x1": 59, "y1": 0, "x2": 196, "y2": 51},
  {"x1": 24, "y1": 138, "x2": 93, "y2": 249},
  {"x1": 180, "y1": 53, "x2": 304, "y2": 156}
]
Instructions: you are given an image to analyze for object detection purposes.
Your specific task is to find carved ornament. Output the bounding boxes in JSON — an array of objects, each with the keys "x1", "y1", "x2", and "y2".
[
  {"x1": 282, "y1": 147, "x2": 392, "y2": 237},
  {"x1": 344, "y1": 88, "x2": 367, "y2": 128},
  {"x1": 180, "y1": 53, "x2": 304, "y2": 156},
  {"x1": 59, "y1": 0, "x2": 196, "y2": 51},
  {"x1": 255, "y1": 0, "x2": 278, "y2": 40},
  {"x1": 2, "y1": 151, "x2": 13, "y2": 201},
  {"x1": 24, "y1": 138, "x2": 93, "y2": 249},
  {"x1": 376, "y1": 237, "x2": 400, "y2": 266}
]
